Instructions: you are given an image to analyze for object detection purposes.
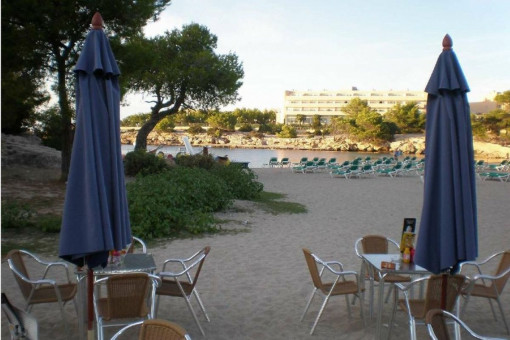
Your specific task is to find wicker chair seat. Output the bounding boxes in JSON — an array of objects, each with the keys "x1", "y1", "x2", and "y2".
[
  {"x1": 157, "y1": 279, "x2": 193, "y2": 297},
  {"x1": 29, "y1": 283, "x2": 77, "y2": 304},
  {"x1": 320, "y1": 280, "x2": 361, "y2": 295}
]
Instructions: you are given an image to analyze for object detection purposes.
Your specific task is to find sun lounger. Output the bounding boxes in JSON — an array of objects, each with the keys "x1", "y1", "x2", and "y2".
[{"x1": 478, "y1": 172, "x2": 510, "y2": 182}]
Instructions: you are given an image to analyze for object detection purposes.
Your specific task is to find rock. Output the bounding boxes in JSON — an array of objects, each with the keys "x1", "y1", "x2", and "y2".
[{"x1": 1, "y1": 133, "x2": 61, "y2": 168}]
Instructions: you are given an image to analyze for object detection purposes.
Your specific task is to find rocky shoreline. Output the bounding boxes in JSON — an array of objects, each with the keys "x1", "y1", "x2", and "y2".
[
  {"x1": 120, "y1": 128, "x2": 510, "y2": 160},
  {"x1": 2, "y1": 131, "x2": 509, "y2": 169}
]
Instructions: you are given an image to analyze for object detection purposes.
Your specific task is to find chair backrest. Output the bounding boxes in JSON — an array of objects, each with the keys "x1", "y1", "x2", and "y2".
[
  {"x1": 302, "y1": 248, "x2": 324, "y2": 291},
  {"x1": 422, "y1": 274, "x2": 466, "y2": 316},
  {"x1": 360, "y1": 235, "x2": 389, "y2": 254},
  {"x1": 138, "y1": 319, "x2": 189, "y2": 340},
  {"x1": 6, "y1": 250, "x2": 33, "y2": 300},
  {"x1": 493, "y1": 251, "x2": 510, "y2": 293},
  {"x1": 102, "y1": 273, "x2": 152, "y2": 320},
  {"x1": 188, "y1": 246, "x2": 211, "y2": 291},
  {"x1": 426, "y1": 309, "x2": 496, "y2": 340}
]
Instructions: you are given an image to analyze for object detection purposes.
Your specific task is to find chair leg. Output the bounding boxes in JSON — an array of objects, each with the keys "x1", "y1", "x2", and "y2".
[
  {"x1": 310, "y1": 295, "x2": 331, "y2": 335},
  {"x1": 488, "y1": 298, "x2": 498, "y2": 320},
  {"x1": 192, "y1": 289, "x2": 210, "y2": 322},
  {"x1": 386, "y1": 288, "x2": 398, "y2": 340},
  {"x1": 344, "y1": 294, "x2": 352, "y2": 318},
  {"x1": 496, "y1": 297, "x2": 510, "y2": 334},
  {"x1": 300, "y1": 288, "x2": 317, "y2": 322},
  {"x1": 384, "y1": 284, "x2": 393, "y2": 303},
  {"x1": 358, "y1": 292, "x2": 366, "y2": 327},
  {"x1": 409, "y1": 317, "x2": 417, "y2": 340},
  {"x1": 184, "y1": 295, "x2": 205, "y2": 336},
  {"x1": 154, "y1": 295, "x2": 161, "y2": 318}
]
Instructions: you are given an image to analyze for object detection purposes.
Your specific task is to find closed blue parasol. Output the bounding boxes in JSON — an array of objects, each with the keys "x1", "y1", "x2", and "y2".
[
  {"x1": 58, "y1": 12, "x2": 131, "y2": 338},
  {"x1": 414, "y1": 34, "x2": 478, "y2": 275}
]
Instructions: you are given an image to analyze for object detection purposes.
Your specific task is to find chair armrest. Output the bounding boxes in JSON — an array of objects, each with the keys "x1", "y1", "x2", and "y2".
[
  {"x1": 132, "y1": 236, "x2": 147, "y2": 253},
  {"x1": 394, "y1": 275, "x2": 431, "y2": 292},
  {"x1": 471, "y1": 267, "x2": 510, "y2": 283},
  {"x1": 324, "y1": 260, "x2": 344, "y2": 271},
  {"x1": 8, "y1": 260, "x2": 57, "y2": 287},
  {"x1": 161, "y1": 259, "x2": 187, "y2": 272},
  {"x1": 19, "y1": 250, "x2": 73, "y2": 282},
  {"x1": 111, "y1": 321, "x2": 144, "y2": 340}
]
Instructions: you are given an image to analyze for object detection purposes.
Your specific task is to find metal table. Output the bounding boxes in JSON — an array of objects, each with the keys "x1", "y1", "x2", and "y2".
[
  {"x1": 361, "y1": 253, "x2": 429, "y2": 339},
  {"x1": 76, "y1": 253, "x2": 157, "y2": 339}
]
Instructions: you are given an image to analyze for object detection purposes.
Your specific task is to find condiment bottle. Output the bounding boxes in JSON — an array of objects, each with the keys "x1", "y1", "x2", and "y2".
[{"x1": 403, "y1": 247, "x2": 411, "y2": 264}]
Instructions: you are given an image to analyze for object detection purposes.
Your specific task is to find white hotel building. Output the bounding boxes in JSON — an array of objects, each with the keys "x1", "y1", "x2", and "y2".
[{"x1": 278, "y1": 88, "x2": 427, "y2": 124}]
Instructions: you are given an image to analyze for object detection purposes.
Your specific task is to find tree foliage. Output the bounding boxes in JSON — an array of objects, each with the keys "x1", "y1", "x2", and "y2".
[
  {"x1": 330, "y1": 98, "x2": 397, "y2": 142},
  {"x1": 207, "y1": 111, "x2": 237, "y2": 131},
  {"x1": 384, "y1": 102, "x2": 425, "y2": 133},
  {"x1": 117, "y1": 23, "x2": 244, "y2": 150},
  {"x1": 1, "y1": 11, "x2": 49, "y2": 134},
  {"x1": 2, "y1": 0, "x2": 171, "y2": 180}
]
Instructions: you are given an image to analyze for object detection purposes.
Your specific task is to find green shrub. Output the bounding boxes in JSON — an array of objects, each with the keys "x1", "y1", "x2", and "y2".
[
  {"x1": 155, "y1": 117, "x2": 175, "y2": 132},
  {"x1": 1, "y1": 201, "x2": 33, "y2": 229},
  {"x1": 210, "y1": 163, "x2": 263, "y2": 200},
  {"x1": 277, "y1": 125, "x2": 297, "y2": 138},
  {"x1": 126, "y1": 167, "x2": 233, "y2": 239},
  {"x1": 207, "y1": 127, "x2": 223, "y2": 137},
  {"x1": 175, "y1": 154, "x2": 215, "y2": 170},
  {"x1": 238, "y1": 123, "x2": 253, "y2": 132},
  {"x1": 124, "y1": 150, "x2": 169, "y2": 176},
  {"x1": 187, "y1": 124, "x2": 205, "y2": 135},
  {"x1": 37, "y1": 214, "x2": 62, "y2": 233}
]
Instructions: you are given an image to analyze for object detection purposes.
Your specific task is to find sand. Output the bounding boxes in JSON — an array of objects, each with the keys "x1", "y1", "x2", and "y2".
[{"x1": 2, "y1": 168, "x2": 509, "y2": 339}]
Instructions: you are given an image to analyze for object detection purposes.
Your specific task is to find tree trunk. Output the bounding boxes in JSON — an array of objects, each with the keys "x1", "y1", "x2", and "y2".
[
  {"x1": 134, "y1": 115, "x2": 160, "y2": 151},
  {"x1": 57, "y1": 58, "x2": 73, "y2": 182}
]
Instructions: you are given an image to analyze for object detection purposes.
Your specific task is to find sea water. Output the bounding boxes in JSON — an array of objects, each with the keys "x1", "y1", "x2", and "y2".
[{"x1": 121, "y1": 144, "x2": 405, "y2": 168}]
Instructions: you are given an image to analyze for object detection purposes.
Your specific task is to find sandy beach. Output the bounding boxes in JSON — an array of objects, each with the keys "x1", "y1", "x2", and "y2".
[{"x1": 2, "y1": 168, "x2": 509, "y2": 339}]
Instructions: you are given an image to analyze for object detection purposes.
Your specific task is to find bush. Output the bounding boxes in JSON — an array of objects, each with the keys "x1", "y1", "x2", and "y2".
[
  {"x1": 210, "y1": 163, "x2": 263, "y2": 200},
  {"x1": 277, "y1": 125, "x2": 297, "y2": 138},
  {"x1": 187, "y1": 124, "x2": 205, "y2": 135},
  {"x1": 155, "y1": 117, "x2": 175, "y2": 132},
  {"x1": 126, "y1": 167, "x2": 233, "y2": 238},
  {"x1": 238, "y1": 123, "x2": 253, "y2": 132},
  {"x1": 124, "y1": 150, "x2": 169, "y2": 176},
  {"x1": 175, "y1": 154, "x2": 215, "y2": 170},
  {"x1": 1, "y1": 201, "x2": 33, "y2": 229},
  {"x1": 37, "y1": 214, "x2": 61, "y2": 233},
  {"x1": 207, "y1": 127, "x2": 223, "y2": 137}
]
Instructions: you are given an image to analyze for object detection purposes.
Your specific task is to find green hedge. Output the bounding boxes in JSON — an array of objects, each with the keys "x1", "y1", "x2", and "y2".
[
  {"x1": 126, "y1": 167, "x2": 233, "y2": 238},
  {"x1": 210, "y1": 163, "x2": 263, "y2": 200}
]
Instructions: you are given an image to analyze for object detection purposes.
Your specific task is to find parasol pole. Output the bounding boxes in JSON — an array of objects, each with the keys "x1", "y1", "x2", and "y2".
[
  {"x1": 87, "y1": 267, "x2": 94, "y2": 340},
  {"x1": 85, "y1": 12, "x2": 104, "y2": 339}
]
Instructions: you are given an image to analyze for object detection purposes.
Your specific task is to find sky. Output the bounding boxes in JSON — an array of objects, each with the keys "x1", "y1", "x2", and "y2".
[{"x1": 121, "y1": 0, "x2": 510, "y2": 118}]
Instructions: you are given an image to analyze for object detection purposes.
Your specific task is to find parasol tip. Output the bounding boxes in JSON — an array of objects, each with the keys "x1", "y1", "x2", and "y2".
[
  {"x1": 442, "y1": 34, "x2": 452, "y2": 50},
  {"x1": 91, "y1": 12, "x2": 104, "y2": 30}
]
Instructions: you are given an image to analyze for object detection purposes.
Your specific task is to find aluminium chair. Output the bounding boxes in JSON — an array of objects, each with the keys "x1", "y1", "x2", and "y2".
[
  {"x1": 387, "y1": 274, "x2": 466, "y2": 340},
  {"x1": 301, "y1": 248, "x2": 365, "y2": 335},
  {"x1": 93, "y1": 272, "x2": 161, "y2": 340},
  {"x1": 354, "y1": 235, "x2": 411, "y2": 318},
  {"x1": 425, "y1": 309, "x2": 506, "y2": 340},
  {"x1": 110, "y1": 319, "x2": 191, "y2": 340},
  {"x1": 2, "y1": 292, "x2": 39, "y2": 340},
  {"x1": 127, "y1": 236, "x2": 148, "y2": 254},
  {"x1": 459, "y1": 250, "x2": 510, "y2": 334},
  {"x1": 155, "y1": 246, "x2": 211, "y2": 336},
  {"x1": 5, "y1": 249, "x2": 77, "y2": 336}
]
